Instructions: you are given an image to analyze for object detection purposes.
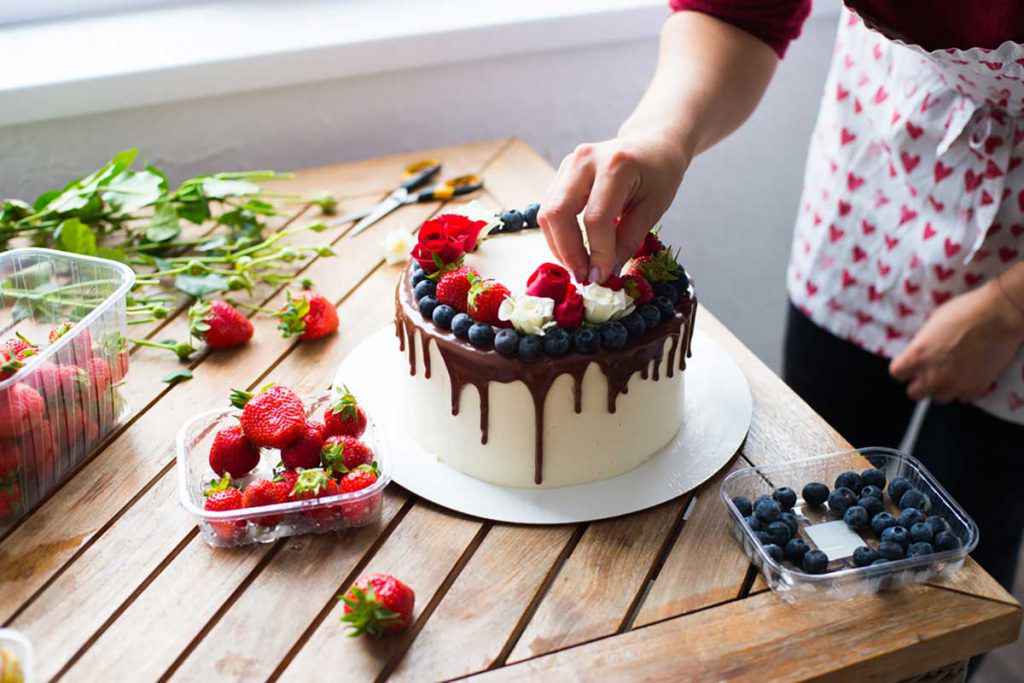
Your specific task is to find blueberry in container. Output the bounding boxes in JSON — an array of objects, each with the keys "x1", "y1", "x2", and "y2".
[{"x1": 721, "y1": 448, "x2": 979, "y2": 602}]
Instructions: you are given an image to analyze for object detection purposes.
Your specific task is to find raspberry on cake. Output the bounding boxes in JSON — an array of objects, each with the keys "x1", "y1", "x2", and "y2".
[{"x1": 395, "y1": 207, "x2": 696, "y2": 488}]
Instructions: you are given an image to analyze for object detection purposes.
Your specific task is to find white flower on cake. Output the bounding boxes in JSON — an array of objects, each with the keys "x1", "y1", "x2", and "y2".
[
  {"x1": 579, "y1": 282, "x2": 635, "y2": 324},
  {"x1": 382, "y1": 228, "x2": 415, "y2": 265},
  {"x1": 445, "y1": 200, "x2": 503, "y2": 240},
  {"x1": 498, "y1": 294, "x2": 556, "y2": 336}
]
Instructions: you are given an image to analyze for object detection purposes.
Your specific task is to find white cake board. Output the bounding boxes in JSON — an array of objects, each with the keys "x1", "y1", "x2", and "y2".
[{"x1": 334, "y1": 326, "x2": 752, "y2": 525}]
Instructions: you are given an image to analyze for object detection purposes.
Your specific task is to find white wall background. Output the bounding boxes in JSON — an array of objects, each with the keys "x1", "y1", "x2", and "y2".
[{"x1": 0, "y1": 10, "x2": 838, "y2": 371}]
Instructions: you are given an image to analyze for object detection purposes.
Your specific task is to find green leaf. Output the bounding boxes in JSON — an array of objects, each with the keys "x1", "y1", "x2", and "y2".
[
  {"x1": 54, "y1": 218, "x2": 97, "y2": 255},
  {"x1": 110, "y1": 148, "x2": 139, "y2": 171},
  {"x1": 33, "y1": 189, "x2": 61, "y2": 212},
  {"x1": 102, "y1": 170, "x2": 164, "y2": 213},
  {"x1": 201, "y1": 178, "x2": 259, "y2": 199},
  {"x1": 145, "y1": 204, "x2": 181, "y2": 243},
  {"x1": 162, "y1": 368, "x2": 193, "y2": 385},
  {"x1": 176, "y1": 197, "x2": 211, "y2": 225},
  {"x1": 96, "y1": 246, "x2": 127, "y2": 262},
  {"x1": 174, "y1": 272, "x2": 228, "y2": 298}
]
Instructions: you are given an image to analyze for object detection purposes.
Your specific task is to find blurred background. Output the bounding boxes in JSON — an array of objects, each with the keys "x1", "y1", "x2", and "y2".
[{"x1": 0, "y1": 1, "x2": 1019, "y2": 676}]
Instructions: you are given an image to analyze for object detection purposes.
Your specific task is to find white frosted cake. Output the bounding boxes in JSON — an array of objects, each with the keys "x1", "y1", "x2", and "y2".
[{"x1": 394, "y1": 206, "x2": 695, "y2": 488}]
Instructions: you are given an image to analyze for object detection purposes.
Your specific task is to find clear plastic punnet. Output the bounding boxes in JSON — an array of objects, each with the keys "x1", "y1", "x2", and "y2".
[
  {"x1": 720, "y1": 448, "x2": 979, "y2": 601},
  {"x1": 0, "y1": 627, "x2": 34, "y2": 682},
  {"x1": 177, "y1": 391, "x2": 390, "y2": 548},
  {"x1": 0, "y1": 248, "x2": 135, "y2": 535}
]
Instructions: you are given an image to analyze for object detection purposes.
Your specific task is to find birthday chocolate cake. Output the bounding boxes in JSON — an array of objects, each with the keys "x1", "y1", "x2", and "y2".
[{"x1": 394, "y1": 203, "x2": 696, "y2": 488}]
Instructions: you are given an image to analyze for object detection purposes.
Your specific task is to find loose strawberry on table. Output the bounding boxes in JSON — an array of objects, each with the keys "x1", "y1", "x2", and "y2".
[
  {"x1": 321, "y1": 435, "x2": 374, "y2": 476},
  {"x1": 209, "y1": 424, "x2": 260, "y2": 478},
  {"x1": 323, "y1": 385, "x2": 366, "y2": 438},
  {"x1": 281, "y1": 420, "x2": 327, "y2": 470},
  {"x1": 340, "y1": 573, "x2": 415, "y2": 638},
  {"x1": 230, "y1": 384, "x2": 306, "y2": 449},
  {"x1": 276, "y1": 290, "x2": 339, "y2": 341},
  {"x1": 189, "y1": 300, "x2": 254, "y2": 350}
]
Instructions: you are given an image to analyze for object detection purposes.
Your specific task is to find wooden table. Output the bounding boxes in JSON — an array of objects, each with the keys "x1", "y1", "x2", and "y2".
[{"x1": 0, "y1": 139, "x2": 1019, "y2": 683}]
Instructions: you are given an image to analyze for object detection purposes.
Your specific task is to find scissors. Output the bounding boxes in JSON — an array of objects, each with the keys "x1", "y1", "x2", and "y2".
[{"x1": 337, "y1": 160, "x2": 484, "y2": 237}]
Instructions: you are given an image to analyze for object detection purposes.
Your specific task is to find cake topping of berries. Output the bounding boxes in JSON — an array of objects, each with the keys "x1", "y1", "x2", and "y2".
[
  {"x1": 553, "y1": 284, "x2": 585, "y2": 329},
  {"x1": 435, "y1": 267, "x2": 478, "y2": 313},
  {"x1": 189, "y1": 300, "x2": 254, "y2": 349},
  {"x1": 230, "y1": 383, "x2": 306, "y2": 449},
  {"x1": 324, "y1": 385, "x2": 367, "y2": 438},
  {"x1": 625, "y1": 248, "x2": 683, "y2": 284},
  {"x1": 622, "y1": 274, "x2": 654, "y2": 305},
  {"x1": 633, "y1": 231, "x2": 664, "y2": 258},
  {"x1": 341, "y1": 572, "x2": 415, "y2": 638},
  {"x1": 276, "y1": 290, "x2": 339, "y2": 340},
  {"x1": 466, "y1": 276, "x2": 511, "y2": 326}
]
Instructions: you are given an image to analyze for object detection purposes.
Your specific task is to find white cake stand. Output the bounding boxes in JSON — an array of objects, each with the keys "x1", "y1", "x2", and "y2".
[{"x1": 334, "y1": 326, "x2": 752, "y2": 525}]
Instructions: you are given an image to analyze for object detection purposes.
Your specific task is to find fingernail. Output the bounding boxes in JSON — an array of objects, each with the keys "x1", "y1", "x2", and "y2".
[{"x1": 589, "y1": 266, "x2": 602, "y2": 284}]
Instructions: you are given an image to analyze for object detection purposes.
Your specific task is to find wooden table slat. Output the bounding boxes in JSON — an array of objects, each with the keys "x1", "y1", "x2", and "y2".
[
  {"x1": 507, "y1": 498, "x2": 687, "y2": 663},
  {"x1": 472, "y1": 586, "x2": 1022, "y2": 683}
]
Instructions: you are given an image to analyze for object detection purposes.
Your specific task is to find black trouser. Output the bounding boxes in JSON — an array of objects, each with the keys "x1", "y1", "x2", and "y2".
[{"x1": 782, "y1": 302, "x2": 1024, "y2": 595}]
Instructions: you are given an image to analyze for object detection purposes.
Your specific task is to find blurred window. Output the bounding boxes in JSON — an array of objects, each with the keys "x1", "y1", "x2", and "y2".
[{"x1": 1, "y1": 0, "x2": 201, "y2": 26}]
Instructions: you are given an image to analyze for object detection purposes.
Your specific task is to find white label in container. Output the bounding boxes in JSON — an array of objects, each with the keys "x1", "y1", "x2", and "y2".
[{"x1": 803, "y1": 520, "x2": 864, "y2": 559}]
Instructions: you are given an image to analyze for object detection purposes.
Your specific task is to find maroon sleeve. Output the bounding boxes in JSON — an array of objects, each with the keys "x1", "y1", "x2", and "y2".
[{"x1": 669, "y1": 0, "x2": 812, "y2": 58}]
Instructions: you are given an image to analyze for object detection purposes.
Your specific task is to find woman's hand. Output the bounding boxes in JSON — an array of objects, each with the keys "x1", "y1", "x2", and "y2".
[
  {"x1": 890, "y1": 280, "x2": 1024, "y2": 402},
  {"x1": 538, "y1": 135, "x2": 690, "y2": 284}
]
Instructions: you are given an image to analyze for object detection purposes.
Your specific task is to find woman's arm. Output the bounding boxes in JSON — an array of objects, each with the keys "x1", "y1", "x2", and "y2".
[{"x1": 538, "y1": 11, "x2": 779, "y2": 283}]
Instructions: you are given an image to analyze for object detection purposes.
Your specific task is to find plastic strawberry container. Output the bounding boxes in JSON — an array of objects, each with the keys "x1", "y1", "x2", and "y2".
[
  {"x1": 0, "y1": 628, "x2": 34, "y2": 682},
  {"x1": 0, "y1": 248, "x2": 134, "y2": 535},
  {"x1": 176, "y1": 390, "x2": 390, "y2": 547},
  {"x1": 720, "y1": 448, "x2": 979, "y2": 601}
]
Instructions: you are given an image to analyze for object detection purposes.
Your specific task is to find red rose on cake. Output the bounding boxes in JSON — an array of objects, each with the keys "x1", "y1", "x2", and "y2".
[
  {"x1": 410, "y1": 214, "x2": 489, "y2": 274},
  {"x1": 526, "y1": 262, "x2": 571, "y2": 302},
  {"x1": 553, "y1": 284, "x2": 585, "y2": 328}
]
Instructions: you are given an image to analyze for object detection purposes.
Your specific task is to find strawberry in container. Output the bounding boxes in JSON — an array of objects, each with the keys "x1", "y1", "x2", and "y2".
[
  {"x1": 0, "y1": 248, "x2": 135, "y2": 529},
  {"x1": 177, "y1": 383, "x2": 389, "y2": 547}
]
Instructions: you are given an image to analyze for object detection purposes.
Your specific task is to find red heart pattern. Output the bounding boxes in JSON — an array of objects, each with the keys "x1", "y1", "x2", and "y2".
[{"x1": 787, "y1": 7, "x2": 1024, "y2": 425}]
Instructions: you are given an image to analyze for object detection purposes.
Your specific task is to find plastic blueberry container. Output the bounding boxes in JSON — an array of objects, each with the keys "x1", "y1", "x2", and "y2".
[
  {"x1": 176, "y1": 390, "x2": 390, "y2": 548},
  {"x1": 720, "y1": 448, "x2": 979, "y2": 601},
  {"x1": 0, "y1": 628, "x2": 34, "y2": 682},
  {"x1": 0, "y1": 248, "x2": 134, "y2": 535}
]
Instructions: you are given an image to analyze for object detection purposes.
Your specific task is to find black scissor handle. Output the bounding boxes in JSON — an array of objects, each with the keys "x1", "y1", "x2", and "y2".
[
  {"x1": 415, "y1": 174, "x2": 484, "y2": 202},
  {"x1": 400, "y1": 160, "x2": 442, "y2": 191}
]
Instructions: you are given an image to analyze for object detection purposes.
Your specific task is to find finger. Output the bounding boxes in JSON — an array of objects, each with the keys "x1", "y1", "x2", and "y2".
[
  {"x1": 582, "y1": 153, "x2": 636, "y2": 283},
  {"x1": 540, "y1": 146, "x2": 594, "y2": 281},
  {"x1": 614, "y1": 201, "x2": 665, "y2": 269},
  {"x1": 889, "y1": 345, "x2": 925, "y2": 381}
]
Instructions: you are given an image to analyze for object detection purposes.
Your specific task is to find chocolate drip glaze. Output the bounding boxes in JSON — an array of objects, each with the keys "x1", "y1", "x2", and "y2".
[{"x1": 395, "y1": 272, "x2": 697, "y2": 485}]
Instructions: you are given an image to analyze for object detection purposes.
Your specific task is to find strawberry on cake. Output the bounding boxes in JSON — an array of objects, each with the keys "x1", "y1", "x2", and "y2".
[{"x1": 394, "y1": 203, "x2": 696, "y2": 488}]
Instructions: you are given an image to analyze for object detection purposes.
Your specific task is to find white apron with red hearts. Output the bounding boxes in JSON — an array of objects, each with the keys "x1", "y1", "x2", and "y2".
[{"x1": 787, "y1": 7, "x2": 1024, "y2": 424}]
